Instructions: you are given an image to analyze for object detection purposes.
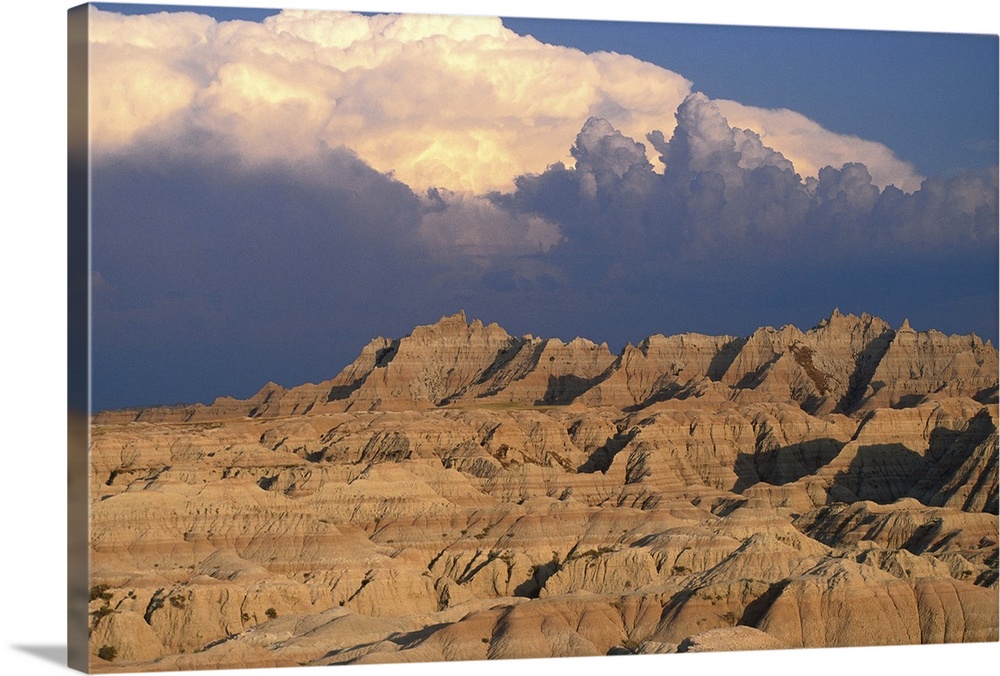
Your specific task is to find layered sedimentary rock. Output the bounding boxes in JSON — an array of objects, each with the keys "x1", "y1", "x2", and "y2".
[
  {"x1": 96, "y1": 309, "x2": 997, "y2": 425},
  {"x1": 87, "y1": 311, "x2": 998, "y2": 672}
]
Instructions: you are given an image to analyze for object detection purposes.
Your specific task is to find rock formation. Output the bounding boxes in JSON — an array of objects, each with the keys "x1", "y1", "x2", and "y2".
[{"x1": 86, "y1": 310, "x2": 998, "y2": 672}]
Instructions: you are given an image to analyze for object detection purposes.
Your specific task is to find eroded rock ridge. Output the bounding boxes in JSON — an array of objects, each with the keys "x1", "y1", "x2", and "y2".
[{"x1": 87, "y1": 310, "x2": 999, "y2": 671}]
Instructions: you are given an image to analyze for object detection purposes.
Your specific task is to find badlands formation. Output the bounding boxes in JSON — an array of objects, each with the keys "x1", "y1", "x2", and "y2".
[{"x1": 88, "y1": 310, "x2": 999, "y2": 671}]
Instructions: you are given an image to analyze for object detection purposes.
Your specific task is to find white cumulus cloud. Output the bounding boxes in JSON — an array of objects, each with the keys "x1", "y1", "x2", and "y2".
[
  {"x1": 715, "y1": 99, "x2": 923, "y2": 192},
  {"x1": 89, "y1": 6, "x2": 924, "y2": 195},
  {"x1": 89, "y1": 7, "x2": 691, "y2": 193}
]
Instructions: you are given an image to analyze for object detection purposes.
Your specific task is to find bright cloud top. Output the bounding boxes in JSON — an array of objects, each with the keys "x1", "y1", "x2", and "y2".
[
  {"x1": 89, "y1": 7, "x2": 923, "y2": 193},
  {"x1": 715, "y1": 101, "x2": 924, "y2": 193}
]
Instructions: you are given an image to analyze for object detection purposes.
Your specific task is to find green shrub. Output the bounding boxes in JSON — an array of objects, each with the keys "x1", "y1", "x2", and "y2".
[
  {"x1": 265, "y1": 607, "x2": 278, "y2": 620},
  {"x1": 621, "y1": 638, "x2": 641, "y2": 653},
  {"x1": 89, "y1": 585, "x2": 112, "y2": 602},
  {"x1": 92, "y1": 605, "x2": 113, "y2": 622}
]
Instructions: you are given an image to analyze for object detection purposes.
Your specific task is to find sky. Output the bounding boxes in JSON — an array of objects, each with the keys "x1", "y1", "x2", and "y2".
[{"x1": 82, "y1": 1, "x2": 1000, "y2": 411}]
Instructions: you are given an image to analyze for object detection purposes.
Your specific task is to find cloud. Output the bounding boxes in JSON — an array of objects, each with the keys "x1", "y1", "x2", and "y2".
[
  {"x1": 715, "y1": 99, "x2": 923, "y2": 191},
  {"x1": 89, "y1": 7, "x2": 692, "y2": 193},
  {"x1": 88, "y1": 9, "x2": 215, "y2": 153},
  {"x1": 573, "y1": 117, "x2": 653, "y2": 182},
  {"x1": 86, "y1": 8, "x2": 997, "y2": 411},
  {"x1": 868, "y1": 167, "x2": 1000, "y2": 248},
  {"x1": 651, "y1": 92, "x2": 794, "y2": 189},
  {"x1": 90, "y1": 7, "x2": 921, "y2": 195},
  {"x1": 504, "y1": 94, "x2": 997, "y2": 264},
  {"x1": 418, "y1": 189, "x2": 562, "y2": 260}
]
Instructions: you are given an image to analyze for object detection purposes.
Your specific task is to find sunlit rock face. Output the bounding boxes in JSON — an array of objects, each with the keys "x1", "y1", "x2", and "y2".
[{"x1": 88, "y1": 310, "x2": 998, "y2": 671}]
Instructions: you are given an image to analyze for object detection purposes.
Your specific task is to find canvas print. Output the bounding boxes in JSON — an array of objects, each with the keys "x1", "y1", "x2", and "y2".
[{"x1": 70, "y1": 2, "x2": 999, "y2": 673}]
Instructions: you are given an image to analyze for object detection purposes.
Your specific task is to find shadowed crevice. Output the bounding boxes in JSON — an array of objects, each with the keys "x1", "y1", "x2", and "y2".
[
  {"x1": 578, "y1": 428, "x2": 638, "y2": 473},
  {"x1": 535, "y1": 373, "x2": 603, "y2": 405},
  {"x1": 707, "y1": 337, "x2": 748, "y2": 381},
  {"x1": 836, "y1": 328, "x2": 895, "y2": 413}
]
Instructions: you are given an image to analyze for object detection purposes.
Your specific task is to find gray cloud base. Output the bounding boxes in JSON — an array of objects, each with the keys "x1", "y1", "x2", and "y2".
[{"x1": 506, "y1": 94, "x2": 996, "y2": 265}]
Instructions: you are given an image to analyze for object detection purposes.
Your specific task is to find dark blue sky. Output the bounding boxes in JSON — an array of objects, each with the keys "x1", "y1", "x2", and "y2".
[{"x1": 86, "y1": 3, "x2": 999, "y2": 411}]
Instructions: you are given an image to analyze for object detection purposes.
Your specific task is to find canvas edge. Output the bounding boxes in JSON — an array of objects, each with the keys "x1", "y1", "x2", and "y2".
[
  {"x1": 59, "y1": 3, "x2": 1000, "y2": 674},
  {"x1": 68, "y1": 3, "x2": 92, "y2": 673}
]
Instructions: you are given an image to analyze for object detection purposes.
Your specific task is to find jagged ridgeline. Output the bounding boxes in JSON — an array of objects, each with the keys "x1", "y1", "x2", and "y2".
[
  {"x1": 97, "y1": 309, "x2": 998, "y2": 422},
  {"x1": 87, "y1": 310, "x2": 998, "y2": 671}
]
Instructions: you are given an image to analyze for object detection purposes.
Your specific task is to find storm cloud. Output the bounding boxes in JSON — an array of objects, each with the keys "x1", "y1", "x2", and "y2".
[
  {"x1": 503, "y1": 93, "x2": 997, "y2": 266},
  {"x1": 87, "y1": 8, "x2": 997, "y2": 411}
]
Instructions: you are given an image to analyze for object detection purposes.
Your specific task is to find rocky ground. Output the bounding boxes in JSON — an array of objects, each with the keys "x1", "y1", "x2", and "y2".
[{"x1": 86, "y1": 310, "x2": 999, "y2": 672}]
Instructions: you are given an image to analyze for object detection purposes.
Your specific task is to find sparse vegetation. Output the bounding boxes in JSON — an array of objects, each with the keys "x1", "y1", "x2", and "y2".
[
  {"x1": 89, "y1": 584, "x2": 113, "y2": 602},
  {"x1": 790, "y1": 343, "x2": 828, "y2": 394},
  {"x1": 97, "y1": 645, "x2": 118, "y2": 662},
  {"x1": 621, "y1": 638, "x2": 641, "y2": 654},
  {"x1": 566, "y1": 545, "x2": 616, "y2": 561},
  {"x1": 92, "y1": 604, "x2": 114, "y2": 622},
  {"x1": 265, "y1": 607, "x2": 278, "y2": 619}
]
